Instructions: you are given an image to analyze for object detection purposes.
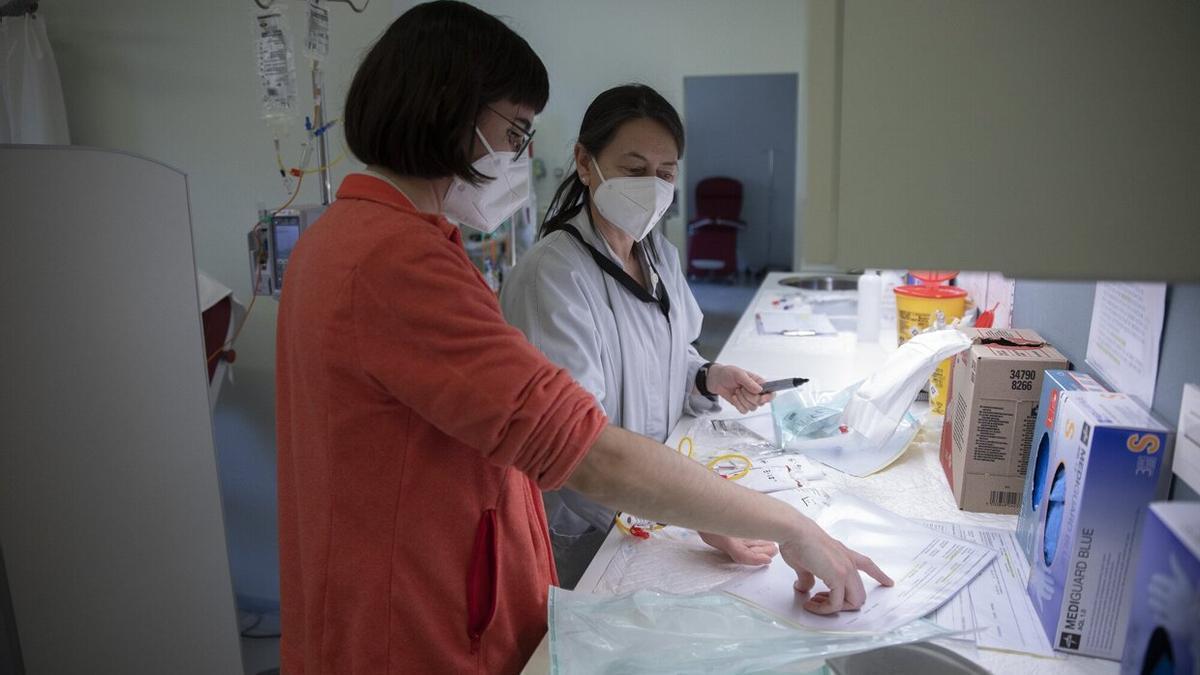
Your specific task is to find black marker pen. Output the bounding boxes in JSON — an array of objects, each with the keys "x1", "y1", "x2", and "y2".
[{"x1": 759, "y1": 377, "x2": 810, "y2": 394}]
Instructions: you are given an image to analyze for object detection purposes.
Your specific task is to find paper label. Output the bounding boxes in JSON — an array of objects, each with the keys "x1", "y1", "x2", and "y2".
[
  {"x1": 255, "y1": 12, "x2": 297, "y2": 118},
  {"x1": 305, "y1": 2, "x2": 329, "y2": 61}
]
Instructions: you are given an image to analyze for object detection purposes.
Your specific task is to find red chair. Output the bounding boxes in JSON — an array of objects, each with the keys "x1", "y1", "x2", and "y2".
[{"x1": 687, "y1": 176, "x2": 746, "y2": 279}]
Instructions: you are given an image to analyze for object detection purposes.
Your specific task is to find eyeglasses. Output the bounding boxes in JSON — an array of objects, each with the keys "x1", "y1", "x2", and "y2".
[{"x1": 485, "y1": 105, "x2": 535, "y2": 157}]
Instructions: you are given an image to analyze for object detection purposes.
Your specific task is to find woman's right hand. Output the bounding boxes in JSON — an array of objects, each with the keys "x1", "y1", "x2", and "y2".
[{"x1": 778, "y1": 522, "x2": 893, "y2": 615}]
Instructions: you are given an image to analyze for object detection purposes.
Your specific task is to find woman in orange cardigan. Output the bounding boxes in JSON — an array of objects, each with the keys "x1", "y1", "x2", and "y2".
[{"x1": 275, "y1": 2, "x2": 891, "y2": 673}]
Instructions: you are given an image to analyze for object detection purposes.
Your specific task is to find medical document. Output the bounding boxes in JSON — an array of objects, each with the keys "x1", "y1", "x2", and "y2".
[
  {"x1": 721, "y1": 489, "x2": 996, "y2": 634},
  {"x1": 917, "y1": 520, "x2": 1054, "y2": 657},
  {"x1": 1085, "y1": 281, "x2": 1167, "y2": 408},
  {"x1": 755, "y1": 312, "x2": 837, "y2": 336}
]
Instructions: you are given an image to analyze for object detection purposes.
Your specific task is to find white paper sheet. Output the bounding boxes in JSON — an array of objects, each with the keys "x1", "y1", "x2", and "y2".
[
  {"x1": 733, "y1": 455, "x2": 825, "y2": 492},
  {"x1": 1085, "y1": 282, "x2": 1167, "y2": 408},
  {"x1": 916, "y1": 520, "x2": 1054, "y2": 657},
  {"x1": 1175, "y1": 383, "x2": 1200, "y2": 493},
  {"x1": 756, "y1": 312, "x2": 838, "y2": 336},
  {"x1": 721, "y1": 489, "x2": 996, "y2": 634}
]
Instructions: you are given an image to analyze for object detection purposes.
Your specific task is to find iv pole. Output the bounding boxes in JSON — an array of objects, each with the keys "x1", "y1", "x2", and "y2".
[
  {"x1": 312, "y1": 60, "x2": 332, "y2": 205},
  {"x1": 253, "y1": 0, "x2": 367, "y2": 206}
]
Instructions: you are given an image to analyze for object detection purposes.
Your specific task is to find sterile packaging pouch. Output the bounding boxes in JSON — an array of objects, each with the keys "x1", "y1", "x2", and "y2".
[
  {"x1": 1120, "y1": 502, "x2": 1200, "y2": 675},
  {"x1": 683, "y1": 417, "x2": 825, "y2": 491},
  {"x1": 548, "y1": 587, "x2": 957, "y2": 675},
  {"x1": 1026, "y1": 392, "x2": 1174, "y2": 660},
  {"x1": 734, "y1": 455, "x2": 825, "y2": 492},
  {"x1": 688, "y1": 415, "x2": 781, "y2": 462},
  {"x1": 1015, "y1": 370, "x2": 1109, "y2": 565},
  {"x1": 939, "y1": 329, "x2": 1068, "y2": 514},
  {"x1": 772, "y1": 329, "x2": 971, "y2": 476}
]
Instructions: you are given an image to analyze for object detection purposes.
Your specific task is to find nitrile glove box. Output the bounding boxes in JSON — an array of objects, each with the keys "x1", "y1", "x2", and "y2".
[
  {"x1": 1120, "y1": 502, "x2": 1200, "y2": 675},
  {"x1": 1026, "y1": 391, "x2": 1174, "y2": 660},
  {"x1": 1016, "y1": 370, "x2": 1110, "y2": 566}
]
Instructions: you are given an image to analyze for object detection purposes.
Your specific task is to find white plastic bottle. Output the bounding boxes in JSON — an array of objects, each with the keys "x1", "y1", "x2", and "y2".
[
  {"x1": 879, "y1": 270, "x2": 904, "y2": 325},
  {"x1": 856, "y1": 270, "x2": 882, "y2": 342}
]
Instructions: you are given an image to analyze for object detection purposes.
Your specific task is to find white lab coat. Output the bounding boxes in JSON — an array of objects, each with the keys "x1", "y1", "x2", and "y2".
[{"x1": 500, "y1": 210, "x2": 718, "y2": 563}]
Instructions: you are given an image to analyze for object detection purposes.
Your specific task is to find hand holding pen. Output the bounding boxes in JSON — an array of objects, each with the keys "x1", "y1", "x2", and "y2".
[{"x1": 705, "y1": 369, "x2": 809, "y2": 414}]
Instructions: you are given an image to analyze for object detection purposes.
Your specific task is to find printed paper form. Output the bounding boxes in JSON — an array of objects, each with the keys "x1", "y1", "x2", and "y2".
[
  {"x1": 755, "y1": 312, "x2": 838, "y2": 336},
  {"x1": 721, "y1": 489, "x2": 996, "y2": 634},
  {"x1": 1085, "y1": 282, "x2": 1167, "y2": 408},
  {"x1": 1174, "y1": 383, "x2": 1200, "y2": 493},
  {"x1": 917, "y1": 520, "x2": 1054, "y2": 657}
]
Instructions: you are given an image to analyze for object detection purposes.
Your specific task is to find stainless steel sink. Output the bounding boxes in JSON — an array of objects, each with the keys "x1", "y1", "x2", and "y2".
[{"x1": 778, "y1": 274, "x2": 860, "y2": 291}]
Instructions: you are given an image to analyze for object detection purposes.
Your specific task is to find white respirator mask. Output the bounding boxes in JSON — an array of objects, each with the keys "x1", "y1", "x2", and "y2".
[
  {"x1": 442, "y1": 128, "x2": 531, "y2": 233},
  {"x1": 589, "y1": 158, "x2": 674, "y2": 242}
]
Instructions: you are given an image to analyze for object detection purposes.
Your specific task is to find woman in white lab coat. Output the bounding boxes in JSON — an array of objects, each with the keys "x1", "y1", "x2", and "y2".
[{"x1": 500, "y1": 84, "x2": 778, "y2": 586}]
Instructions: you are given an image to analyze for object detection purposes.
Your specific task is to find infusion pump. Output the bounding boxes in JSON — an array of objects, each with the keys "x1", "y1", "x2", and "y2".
[{"x1": 247, "y1": 204, "x2": 327, "y2": 298}]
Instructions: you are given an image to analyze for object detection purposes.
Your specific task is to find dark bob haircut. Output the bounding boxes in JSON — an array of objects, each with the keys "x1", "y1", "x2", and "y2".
[{"x1": 344, "y1": 0, "x2": 548, "y2": 184}]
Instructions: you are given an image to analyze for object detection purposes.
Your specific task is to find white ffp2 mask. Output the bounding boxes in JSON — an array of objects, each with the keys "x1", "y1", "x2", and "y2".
[
  {"x1": 590, "y1": 159, "x2": 674, "y2": 241},
  {"x1": 443, "y1": 128, "x2": 530, "y2": 233}
]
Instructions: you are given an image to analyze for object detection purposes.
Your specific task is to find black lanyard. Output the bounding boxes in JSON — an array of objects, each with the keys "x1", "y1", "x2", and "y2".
[{"x1": 557, "y1": 223, "x2": 671, "y2": 321}]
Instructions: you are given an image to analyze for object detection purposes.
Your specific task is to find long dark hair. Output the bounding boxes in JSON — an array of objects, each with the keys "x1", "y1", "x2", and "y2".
[{"x1": 540, "y1": 84, "x2": 685, "y2": 259}]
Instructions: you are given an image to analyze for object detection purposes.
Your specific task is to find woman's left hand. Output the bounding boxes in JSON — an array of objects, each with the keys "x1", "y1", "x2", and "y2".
[
  {"x1": 706, "y1": 364, "x2": 775, "y2": 414},
  {"x1": 699, "y1": 532, "x2": 779, "y2": 565}
]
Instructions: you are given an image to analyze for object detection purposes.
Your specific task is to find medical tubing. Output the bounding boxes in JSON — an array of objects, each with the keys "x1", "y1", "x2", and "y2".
[{"x1": 206, "y1": 172, "x2": 305, "y2": 364}]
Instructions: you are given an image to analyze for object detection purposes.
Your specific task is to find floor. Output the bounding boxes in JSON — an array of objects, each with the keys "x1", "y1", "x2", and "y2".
[
  {"x1": 239, "y1": 609, "x2": 281, "y2": 675},
  {"x1": 241, "y1": 637, "x2": 280, "y2": 675},
  {"x1": 688, "y1": 277, "x2": 760, "y2": 361}
]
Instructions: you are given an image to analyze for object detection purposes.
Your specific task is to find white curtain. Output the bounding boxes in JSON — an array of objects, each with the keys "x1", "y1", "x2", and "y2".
[{"x1": 0, "y1": 11, "x2": 69, "y2": 144}]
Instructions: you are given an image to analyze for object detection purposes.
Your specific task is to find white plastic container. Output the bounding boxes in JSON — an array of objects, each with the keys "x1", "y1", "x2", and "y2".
[
  {"x1": 856, "y1": 270, "x2": 882, "y2": 342},
  {"x1": 879, "y1": 270, "x2": 904, "y2": 327}
]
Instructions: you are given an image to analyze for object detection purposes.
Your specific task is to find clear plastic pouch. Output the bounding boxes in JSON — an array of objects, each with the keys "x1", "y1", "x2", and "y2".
[
  {"x1": 548, "y1": 587, "x2": 957, "y2": 675},
  {"x1": 769, "y1": 330, "x2": 970, "y2": 477},
  {"x1": 769, "y1": 382, "x2": 920, "y2": 477},
  {"x1": 685, "y1": 415, "x2": 781, "y2": 464}
]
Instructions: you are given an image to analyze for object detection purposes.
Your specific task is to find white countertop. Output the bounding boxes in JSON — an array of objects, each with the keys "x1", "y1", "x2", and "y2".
[{"x1": 523, "y1": 272, "x2": 1117, "y2": 675}]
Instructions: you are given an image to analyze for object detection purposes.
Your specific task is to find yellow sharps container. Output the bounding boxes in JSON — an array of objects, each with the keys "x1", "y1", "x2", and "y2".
[{"x1": 894, "y1": 283, "x2": 967, "y2": 415}]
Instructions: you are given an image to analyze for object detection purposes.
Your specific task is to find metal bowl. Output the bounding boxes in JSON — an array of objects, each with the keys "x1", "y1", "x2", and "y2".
[{"x1": 778, "y1": 274, "x2": 861, "y2": 291}]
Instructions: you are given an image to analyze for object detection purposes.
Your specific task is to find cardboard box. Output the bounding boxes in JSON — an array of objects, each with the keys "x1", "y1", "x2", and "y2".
[
  {"x1": 940, "y1": 328, "x2": 1069, "y2": 513},
  {"x1": 1026, "y1": 392, "x2": 1174, "y2": 660},
  {"x1": 1120, "y1": 502, "x2": 1200, "y2": 675},
  {"x1": 1016, "y1": 370, "x2": 1110, "y2": 565}
]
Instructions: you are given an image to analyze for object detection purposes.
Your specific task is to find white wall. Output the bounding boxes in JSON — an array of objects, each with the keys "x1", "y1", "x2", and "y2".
[
  {"x1": 432, "y1": 0, "x2": 808, "y2": 257},
  {"x1": 43, "y1": 0, "x2": 395, "y2": 605}
]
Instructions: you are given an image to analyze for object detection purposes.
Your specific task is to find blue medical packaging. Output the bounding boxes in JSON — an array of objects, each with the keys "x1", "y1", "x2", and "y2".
[
  {"x1": 1016, "y1": 370, "x2": 1109, "y2": 566},
  {"x1": 1026, "y1": 392, "x2": 1174, "y2": 660},
  {"x1": 1120, "y1": 502, "x2": 1200, "y2": 675}
]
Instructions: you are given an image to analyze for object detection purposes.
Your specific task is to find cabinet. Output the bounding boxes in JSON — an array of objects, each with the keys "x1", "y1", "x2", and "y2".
[
  {"x1": 1, "y1": 146, "x2": 243, "y2": 673},
  {"x1": 803, "y1": 0, "x2": 1200, "y2": 280}
]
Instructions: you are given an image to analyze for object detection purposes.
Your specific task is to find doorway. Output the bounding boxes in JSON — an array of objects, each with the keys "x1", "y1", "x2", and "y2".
[{"x1": 683, "y1": 73, "x2": 799, "y2": 275}]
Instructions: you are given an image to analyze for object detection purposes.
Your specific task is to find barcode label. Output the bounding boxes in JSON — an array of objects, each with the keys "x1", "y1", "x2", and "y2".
[{"x1": 989, "y1": 491, "x2": 1019, "y2": 507}]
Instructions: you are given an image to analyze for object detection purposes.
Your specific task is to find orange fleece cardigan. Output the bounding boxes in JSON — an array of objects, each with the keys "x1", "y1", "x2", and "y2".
[{"x1": 276, "y1": 174, "x2": 607, "y2": 674}]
